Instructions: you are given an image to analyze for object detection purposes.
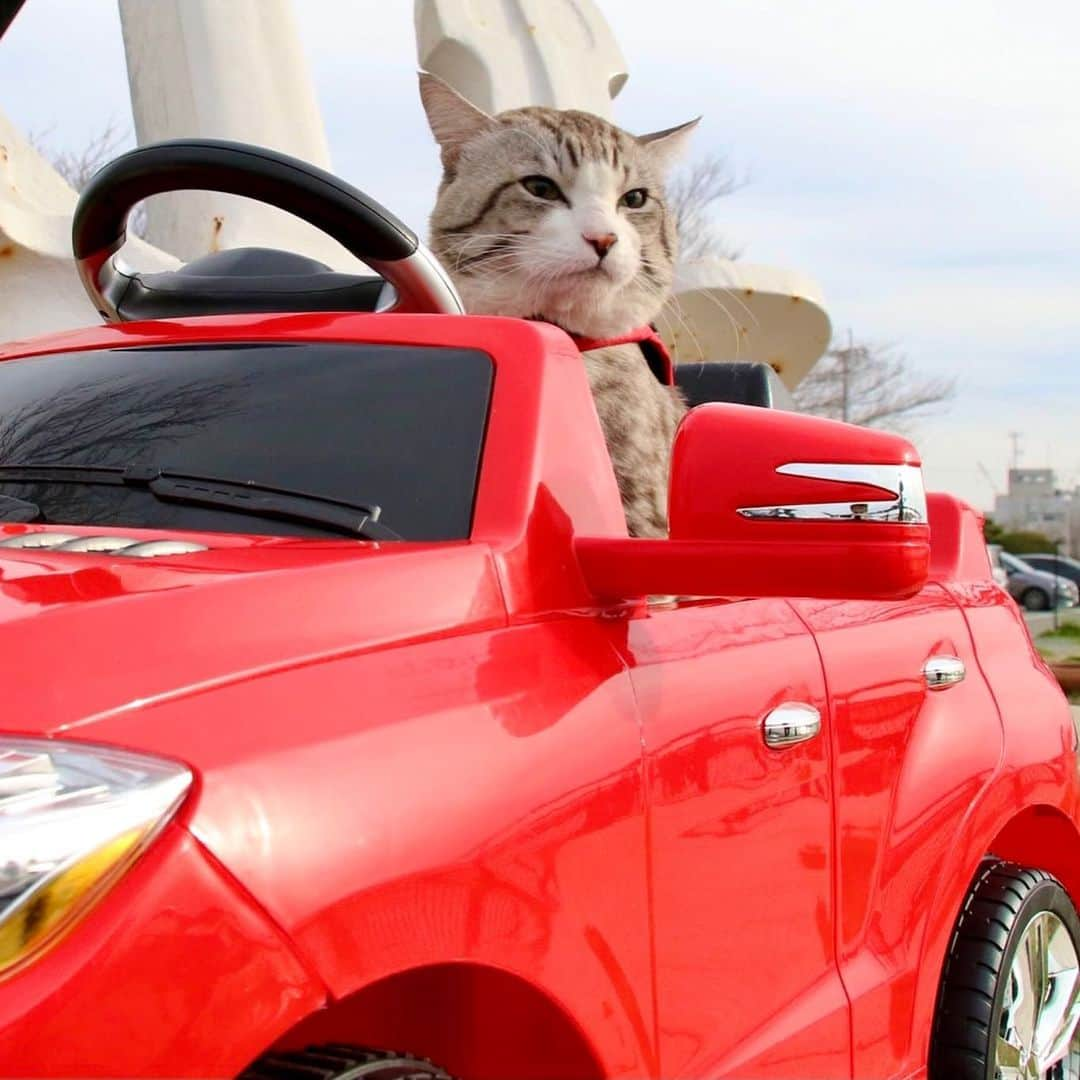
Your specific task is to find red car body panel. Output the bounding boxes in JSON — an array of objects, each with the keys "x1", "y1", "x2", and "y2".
[
  {"x1": 0, "y1": 539, "x2": 504, "y2": 734},
  {"x1": 0, "y1": 314, "x2": 1075, "y2": 1079},
  {"x1": 0, "y1": 824, "x2": 325, "y2": 1078},
  {"x1": 624, "y1": 597, "x2": 849, "y2": 1078},
  {"x1": 791, "y1": 586, "x2": 1001, "y2": 1077},
  {"x1": 85, "y1": 617, "x2": 654, "y2": 1079}
]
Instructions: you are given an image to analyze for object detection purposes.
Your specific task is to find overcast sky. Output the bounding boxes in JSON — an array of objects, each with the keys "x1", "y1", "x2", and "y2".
[{"x1": 3, "y1": 0, "x2": 1078, "y2": 511}]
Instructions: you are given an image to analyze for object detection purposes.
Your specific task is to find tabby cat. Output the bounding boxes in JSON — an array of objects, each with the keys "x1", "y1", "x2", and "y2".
[{"x1": 419, "y1": 72, "x2": 697, "y2": 538}]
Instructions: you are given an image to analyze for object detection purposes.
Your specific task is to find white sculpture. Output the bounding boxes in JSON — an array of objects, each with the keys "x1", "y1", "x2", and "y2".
[
  {"x1": 416, "y1": 0, "x2": 627, "y2": 117},
  {"x1": 660, "y1": 259, "x2": 831, "y2": 388},
  {"x1": 118, "y1": 0, "x2": 361, "y2": 269},
  {"x1": 1, "y1": 0, "x2": 830, "y2": 386},
  {"x1": 0, "y1": 108, "x2": 177, "y2": 342}
]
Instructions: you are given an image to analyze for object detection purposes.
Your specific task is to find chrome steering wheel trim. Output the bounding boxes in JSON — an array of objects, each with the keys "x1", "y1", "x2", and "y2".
[{"x1": 368, "y1": 242, "x2": 464, "y2": 315}]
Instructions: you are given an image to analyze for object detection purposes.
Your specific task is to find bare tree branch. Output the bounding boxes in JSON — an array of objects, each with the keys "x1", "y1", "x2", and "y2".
[
  {"x1": 793, "y1": 337, "x2": 955, "y2": 434},
  {"x1": 668, "y1": 153, "x2": 745, "y2": 263},
  {"x1": 29, "y1": 120, "x2": 146, "y2": 236},
  {"x1": 30, "y1": 118, "x2": 128, "y2": 191}
]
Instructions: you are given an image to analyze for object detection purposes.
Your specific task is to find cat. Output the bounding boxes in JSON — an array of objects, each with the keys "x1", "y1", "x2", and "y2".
[{"x1": 419, "y1": 72, "x2": 697, "y2": 539}]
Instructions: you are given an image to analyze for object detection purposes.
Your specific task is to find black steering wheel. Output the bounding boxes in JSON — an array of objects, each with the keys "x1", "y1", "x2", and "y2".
[{"x1": 72, "y1": 138, "x2": 463, "y2": 323}]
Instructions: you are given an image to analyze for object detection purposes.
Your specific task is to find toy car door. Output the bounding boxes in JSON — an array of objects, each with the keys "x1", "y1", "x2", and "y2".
[
  {"x1": 614, "y1": 596, "x2": 850, "y2": 1079},
  {"x1": 790, "y1": 588, "x2": 1002, "y2": 1078}
]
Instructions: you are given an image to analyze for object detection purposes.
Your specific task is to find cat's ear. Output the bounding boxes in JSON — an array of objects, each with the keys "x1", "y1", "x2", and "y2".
[
  {"x1": 418, "y1": 72, "x2": 498, "y2": 167},
  {"x1": 637, "y1": 118, "x2": 701, "y2": 174}
]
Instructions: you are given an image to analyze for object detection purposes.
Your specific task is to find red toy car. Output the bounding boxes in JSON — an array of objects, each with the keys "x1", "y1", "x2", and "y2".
[{"x1": 0, "y1": 141, "x2": 1077, "y2": 1080}]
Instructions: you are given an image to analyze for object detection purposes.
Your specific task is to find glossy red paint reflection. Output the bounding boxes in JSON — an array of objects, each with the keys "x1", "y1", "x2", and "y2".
[
  {"x1": 621, "y1": 598, "x2": 849, "y2": 1078},
  {"x1": 0, "y1": 312, "x2": 1074, "y2": 1080},
  {"x1": 0, "y1": 826, "x2": 323, "y2": 1077},
  {"x1": 792, "y1": 586, "x2": 1002, "y2": 1077}
]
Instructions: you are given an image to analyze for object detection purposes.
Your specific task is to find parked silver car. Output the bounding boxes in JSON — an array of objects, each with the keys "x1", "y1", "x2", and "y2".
[
  {"x1": 997, "y1": 548, "x2": 1079, "y2": 610},
  {"x1": 1022, "y1": 552, "x2": 1080, "y2": 589}
]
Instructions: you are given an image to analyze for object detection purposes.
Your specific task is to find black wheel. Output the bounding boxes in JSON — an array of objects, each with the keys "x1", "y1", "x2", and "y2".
[
  {"x1": 930, "y1": 860, "x2": 1080, "y2": 1079},
  {"x1": 1022, "y1": 588, "x2": 1051, "y2": 612},
  {"x1": 239, "y1": 1043, "x2": 453, "y2": 1080}
]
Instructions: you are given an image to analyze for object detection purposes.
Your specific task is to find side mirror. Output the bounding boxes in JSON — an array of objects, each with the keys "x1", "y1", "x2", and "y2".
[{"x1": 576, "y1": 403, "x2": 930, "y2": 600}]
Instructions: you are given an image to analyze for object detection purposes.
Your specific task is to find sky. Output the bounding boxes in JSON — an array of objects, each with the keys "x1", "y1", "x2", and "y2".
[{"x1": 2, "y1": 0, "x2": 1079, "y2": 511}]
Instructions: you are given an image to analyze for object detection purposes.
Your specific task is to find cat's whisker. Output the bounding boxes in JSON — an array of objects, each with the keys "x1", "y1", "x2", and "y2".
[
  {"x1": 708, "y1": 284, "x2": 760, "y2": 330},
  {"x1": 456, "y1": 250, "x2": 526, "y2": 273},
  {"x1": 442, "y1": 232, "x2": 531, "y2": 253},
  {"x1": 647, "y1": 306, "x2": 702, "y2": 366},
  {"x1": 448, "y1": 240, "x2": 540, "y2": 276},
  {"x1": 655, "y1": 295, "x2": 707, "y2": 365},
  {"x1": 672, "y1": 303, "x2": 709, "y2": 365},
  {"x1": 678, "y1": 287, "x2": 747, "y2": 360},
  {"x1": 441, "y1": 233, "x2": 533, "y2": 271},
  {"x1": 637, "y1": 256, "x2": 745, "y2": 357}
]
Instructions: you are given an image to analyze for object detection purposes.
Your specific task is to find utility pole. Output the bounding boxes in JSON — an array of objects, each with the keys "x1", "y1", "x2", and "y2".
[
  {"x1": 842, "y1": 327, "x2": 853, "y2": 423},
  {"x1": 1009, "y1": 431, "x2": 1023, "y2": 470},
  {"x1": 1053, "y1": 537, "x2": 1061, "y2": 631}
]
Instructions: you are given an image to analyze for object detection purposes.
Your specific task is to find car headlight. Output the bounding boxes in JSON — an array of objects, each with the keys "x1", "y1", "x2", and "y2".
[{"x1": 0, "y1": 738, "x2": 191, "y2": 976}]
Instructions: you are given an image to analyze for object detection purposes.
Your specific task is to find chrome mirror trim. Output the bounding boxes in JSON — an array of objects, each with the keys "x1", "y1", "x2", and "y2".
[{"x1": 738, "y1": 462, "x2": 927, "y2": 524}]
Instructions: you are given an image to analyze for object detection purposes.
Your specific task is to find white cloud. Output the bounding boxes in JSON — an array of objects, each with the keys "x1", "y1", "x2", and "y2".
[
  {"x1": 1, "y1": 0, "x2": 1077, "y2": 512},
  {"x1": 0, "y1": 2, "x2": 131, "y2": 150}
]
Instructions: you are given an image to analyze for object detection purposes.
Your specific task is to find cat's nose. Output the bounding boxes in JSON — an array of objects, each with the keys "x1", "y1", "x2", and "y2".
[{"x1": 584, "y1": 232, "x2": 618, "y2": 258}]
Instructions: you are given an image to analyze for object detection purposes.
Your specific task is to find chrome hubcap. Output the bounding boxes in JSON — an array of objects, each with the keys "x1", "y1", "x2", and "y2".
[{"x1": 996, "y1": 912, "x2": 1080, "y2": 1079}]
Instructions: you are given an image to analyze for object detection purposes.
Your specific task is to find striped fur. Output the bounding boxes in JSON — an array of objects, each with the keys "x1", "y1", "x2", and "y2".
[{"x1": 420, "y1": 73, "x2": 697, "y2": 538}]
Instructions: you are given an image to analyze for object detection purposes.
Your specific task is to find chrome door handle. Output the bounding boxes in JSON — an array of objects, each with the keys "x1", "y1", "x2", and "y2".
[
  {"x1": 923, "y1": 655, "x2": 965, "y2": 691},
  {"x1": 762, "y1": 702, "x2": 822, "y2": 748}
]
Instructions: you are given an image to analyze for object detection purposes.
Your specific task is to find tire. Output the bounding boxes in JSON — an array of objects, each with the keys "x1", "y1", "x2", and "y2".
[
  {"x1": 1022, "y1": 588, "x2": 1051, "y2": 612},
  {"x1": 930, "y1": 860, "x2": 1080, "y2": 1079},
  {"x1": 239, "y1": 1044, "x2": 453, "y2": 1080}
]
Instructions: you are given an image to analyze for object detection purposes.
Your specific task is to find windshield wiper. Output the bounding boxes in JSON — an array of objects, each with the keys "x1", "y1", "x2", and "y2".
[{"x1": 0, "y1": 464, "x2": 399, "y2": 541}]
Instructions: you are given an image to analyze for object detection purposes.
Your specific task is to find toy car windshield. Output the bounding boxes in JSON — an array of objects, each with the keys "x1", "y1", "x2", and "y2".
[{"x1": 0, "y1": 341, "x2": 491, "y2": 541}]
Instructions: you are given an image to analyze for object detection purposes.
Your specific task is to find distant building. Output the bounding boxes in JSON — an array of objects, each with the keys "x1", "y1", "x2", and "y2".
[{"x1": 994, "y1": 468, "x2": 1078, "y2": 555}]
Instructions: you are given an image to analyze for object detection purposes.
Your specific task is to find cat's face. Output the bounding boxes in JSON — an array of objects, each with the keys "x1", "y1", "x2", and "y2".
[{"x1": 421, "y1": 74, "x2": 697, "y2": 338}]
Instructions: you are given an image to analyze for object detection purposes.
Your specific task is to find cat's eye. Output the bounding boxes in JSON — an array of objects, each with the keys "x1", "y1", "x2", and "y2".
[
  {"x1": 620, "y1": 188, "x2": 649, "y2": 209},
  {"x1": 521, "y1": 175, "x2": 564, "y2": 202}
]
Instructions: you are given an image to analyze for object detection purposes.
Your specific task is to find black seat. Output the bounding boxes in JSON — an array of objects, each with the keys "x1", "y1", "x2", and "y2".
[
  {"x1": 674, "y1": 361, "x2": 794, "y2": 410},
  {"x1": 119, "y1": 247, "x2": 385, "y2": 319}
]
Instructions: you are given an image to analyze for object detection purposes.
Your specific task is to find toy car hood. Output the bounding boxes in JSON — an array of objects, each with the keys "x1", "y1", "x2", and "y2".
[{"x1": 0, "y1": 526, "x2": 504, "y2": 739}]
